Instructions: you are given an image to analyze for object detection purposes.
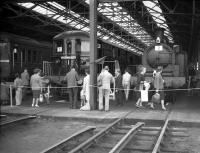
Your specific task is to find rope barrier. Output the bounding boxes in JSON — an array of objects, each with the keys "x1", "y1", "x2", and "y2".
[{"x1": 1, "y1": 83, "x2": 200, "y2": 92}]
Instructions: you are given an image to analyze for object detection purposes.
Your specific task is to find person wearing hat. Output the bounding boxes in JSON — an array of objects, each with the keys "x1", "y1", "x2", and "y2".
[
  {"x1": 30, "y1": 68, "x2": 42, "y2": 107},
  {"x1": 98, "y1": 66, "x2": 114, "y2": 111}
]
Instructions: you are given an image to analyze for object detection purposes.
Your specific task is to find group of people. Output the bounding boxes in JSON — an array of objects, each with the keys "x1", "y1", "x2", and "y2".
[
  {"x1": 67, "y1": 64, "x2": 166, "y2": 112},
  {"x1": 13, "y1": 69, "x2": 30, "y2": 106},
  {"x1": 13, "y1": 68, "x2": 50, "y2": 107},
  {"x1": 8, "y1": 64, "x2": 167, "y2": 111},
  {"x1": 97, "y1": 65, "x2": 166, "y2": 111},
  {"x1": 135, "y1": 66, "x2": 166, "y2": 110}
]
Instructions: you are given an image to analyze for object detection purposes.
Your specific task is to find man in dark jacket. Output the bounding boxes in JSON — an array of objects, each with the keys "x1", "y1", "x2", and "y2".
[
  {"x1": 115, "y1": 70, "x2": 124, "y2": 106},
  {"x1": 64, "y1": 66, "x2": 79, "y2": 109}
]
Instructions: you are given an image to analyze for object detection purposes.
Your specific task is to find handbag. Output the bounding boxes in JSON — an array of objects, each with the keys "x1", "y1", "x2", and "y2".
[
  {"x1": 39, "y1": 93, "x2": 44, "y2": 103},
  {"x1": 152, "y1": 92, "x2": 160, "y2": 103}
]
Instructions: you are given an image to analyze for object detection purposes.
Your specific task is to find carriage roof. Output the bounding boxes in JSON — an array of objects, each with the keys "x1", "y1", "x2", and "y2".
[{"x1": 53, "y1": 30, "x2": 89, "y2": 40}]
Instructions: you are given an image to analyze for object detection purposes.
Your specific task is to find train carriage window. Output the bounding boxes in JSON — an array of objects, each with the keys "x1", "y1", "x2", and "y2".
[
  {"x1": 37, "y1": 52, "x2": 41, "y2": 62},
  {"x1": 56, "y1": 41, "x2": 63, "y2": 53},
  {"x1": 27, "y1": 50, "x2": 31, "y2": 63},
  {"x1": 13, "y1": 48, "x2": 18, "y2": 62},
  {"x1": 66, "y1": 40, "x2": 71, "y2": 55},
  {"x1": 33, "y1": 51, "x2": 37, "y2": 63},
  {"x1": 22, "y1": 48, "x2": 26, "y2": 63}
]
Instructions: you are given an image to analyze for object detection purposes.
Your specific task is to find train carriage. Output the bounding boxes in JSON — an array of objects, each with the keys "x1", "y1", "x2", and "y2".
[{"x1": 0, "y1": 33, "x2": 52, "y2": 81}]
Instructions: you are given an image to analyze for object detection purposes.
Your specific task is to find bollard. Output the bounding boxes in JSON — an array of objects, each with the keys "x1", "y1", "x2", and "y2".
[{"x1": 10, "y1": 85, "x2": 13, "y2": 107}]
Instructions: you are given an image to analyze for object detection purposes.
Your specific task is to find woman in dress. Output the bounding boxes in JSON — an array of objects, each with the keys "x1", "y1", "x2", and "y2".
[{"x1": 135, "y1": 65, "x2": 146, "y2": 108}]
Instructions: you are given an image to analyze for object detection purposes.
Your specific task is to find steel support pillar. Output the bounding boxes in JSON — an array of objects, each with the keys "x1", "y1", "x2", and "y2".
[{"x1": 89, "y1": 0, "x2": 98, "y2": 110}]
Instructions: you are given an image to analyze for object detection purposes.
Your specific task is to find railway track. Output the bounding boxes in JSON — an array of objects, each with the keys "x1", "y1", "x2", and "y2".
[
  {"x1": 2, "y1": 110, "x2": 188, "y2": 153},
  {"x1": 67, "y1": 118, "x2": 188, "y2": 153},
  {"x1": 40, "y1": 126, "x2": 96, "y2": 153},
  {"x1": 0, "y1": 115, "x2": 36, "y2": 126}
]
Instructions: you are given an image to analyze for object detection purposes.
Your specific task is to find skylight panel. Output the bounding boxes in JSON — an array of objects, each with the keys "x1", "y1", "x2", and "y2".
[
  {"x1": 47, "y1": 2, "x2": 65, "y2": 10},
  {"x1": 57, "y1": 16, "x2": 66, "y2": 23},
  {"x1": 98, "y1": 2, "x2": 153, "y2": 45},
  {"x1": 83, "y1": 0, "x2": 152, "y2": 47},
  {"x1": 143, "y1": 0, "x2": 174, "y2": 43},
  {"x1": 18, "y1": 2, "x2": 143, "y2": 55},
  {"x1": 82, "y1": 27, "x2": 90, "y2": 32},
  {"x1": 18, "y1": 2, "x2": 34, "y2": 8}
]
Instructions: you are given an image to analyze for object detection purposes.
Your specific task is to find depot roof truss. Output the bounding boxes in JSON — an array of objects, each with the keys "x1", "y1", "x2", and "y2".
[
  {"x1": 3, "y1": 0, "x2": 178, "y2": 54},
  {"x1": 12, "y1": 1, "x2": 146, "y2": 54}
]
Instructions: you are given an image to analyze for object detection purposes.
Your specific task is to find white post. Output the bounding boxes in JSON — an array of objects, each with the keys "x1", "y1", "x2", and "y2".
[{"x1": 10, "y1": 85, "x2": 13, "y2": 107}]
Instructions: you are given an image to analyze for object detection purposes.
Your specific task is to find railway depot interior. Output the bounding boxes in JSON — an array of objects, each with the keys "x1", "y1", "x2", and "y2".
[{"x1": 1, "y1": 0, "x2": 200, "y2": 153}]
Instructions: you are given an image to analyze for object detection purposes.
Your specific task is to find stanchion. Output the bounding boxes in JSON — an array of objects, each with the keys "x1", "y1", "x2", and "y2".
[{"x1": 10, "y1": 85, "x2": 13, "y2": 107}]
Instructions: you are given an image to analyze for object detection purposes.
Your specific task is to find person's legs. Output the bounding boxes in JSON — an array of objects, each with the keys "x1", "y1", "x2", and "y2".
[
  {"x1": 35, "y1": 90, "x2": 40, "y2": 107},
  {"x1": 104, "y1": 89, "x2": 110, "y2": 111},
  {"x1": 22, "y1": 86, "x2": 27, "y2": 100},
  {"x1": 124, "y1": 84, "x2": 128, "y2": 101},
  {"x1": 126, "y1": 83, "x2": 130, "y2": 101},
  {"x1": 98, "y1": 88, "x2": 103, "y2": 110},
  {"x1": 73, "y1": 87, "x2": 78, "y2": 109},
  {"x1": 68, "y1": 88, "x2": 73, "y2": 108},
  {"x1": 160, "y1": 91, "x2": 166, "y2": 110},
  {"x1": 115, "y1": 91, "x2": 119, "y2": 105},
  {"x1": 135, "y1": 90, "x2": 141, "y2": 107},
  {"x1": 35, "y1": 98, "x2": 39, "y2": 107},
  {"x1": 15, "y1": 89, "x2": 20, "y2": 105},
  {"x1": 32, "y1": 98, "x2": 35, "y2": 107},
  {"x1": 32, "y1": 90, "x2": 35, "y2": 106},
  {"x1": 118, "y1": 90, "x2": 123, "y2": 105},
  {"x1": 19, "y1": 88, "x2": 22, "y2": 105}
]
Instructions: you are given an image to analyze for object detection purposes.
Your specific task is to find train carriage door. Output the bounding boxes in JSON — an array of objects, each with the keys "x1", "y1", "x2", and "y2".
[
  {"x1": 0, "y1": 41, "x2": 10, "y2": 78},
  {"x1": 66, "y1": 40, "x2": 72, "y2": 69}
]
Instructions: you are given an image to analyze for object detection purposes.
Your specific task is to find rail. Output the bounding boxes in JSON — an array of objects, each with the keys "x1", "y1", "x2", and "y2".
[
  {"x1": 68, "y1": 118, "x2": 122, "y2": 153},
  {"x1": 41, "y1": 126, "x2": 96, "y2": 153},
  {"x1": 0, "y1": 114, "x2": 7, "y2": 118},
  {"x1": 152, "y1": 118, "x2": 169, "y2": 153},
  {"x1": 0, "y1": 115, "x2": 36, "y2": 126},
  {"x1": 109, "y1": 122, "x2": 144, "y2": 153}
]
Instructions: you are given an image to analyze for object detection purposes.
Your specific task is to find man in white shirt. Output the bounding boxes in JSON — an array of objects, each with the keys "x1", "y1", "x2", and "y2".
[
  {"x1": 122, "y1": 69, "x2": 131, "y2": 101},
  {"x1": 98, "y1": 66, "x2": 114, "y2": 111}
]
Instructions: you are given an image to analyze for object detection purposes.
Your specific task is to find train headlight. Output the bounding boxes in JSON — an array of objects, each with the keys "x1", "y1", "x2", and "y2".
[{"x1": 13, "y1": 48, "x2": 17, "y2": 53}]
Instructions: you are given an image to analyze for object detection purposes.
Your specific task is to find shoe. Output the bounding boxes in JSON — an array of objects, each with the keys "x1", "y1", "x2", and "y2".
[
  {"x1": 150, "y1": 105, "x2": 154, "y2": 109},
  {"x1": 139, "y1": 105, "x2": 144, "y2": 108},
  {"x1": 135, "y1": 104, "x2": 139, "y2": 108},
  {"x1": 162, "y1": 107, "x2": 166, "y2": 110},
  {"x1": 35, "y1": 105, "x2": 39, "y2": 107},
  {"x1": 31, "y1": 104, "x2": 34, "y2": 107}
]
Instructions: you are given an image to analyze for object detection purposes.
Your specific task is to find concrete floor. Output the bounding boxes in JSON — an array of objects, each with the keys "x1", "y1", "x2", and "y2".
[{"x1": 1, "y1": 93, "x2": 200, "y2": 123}]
